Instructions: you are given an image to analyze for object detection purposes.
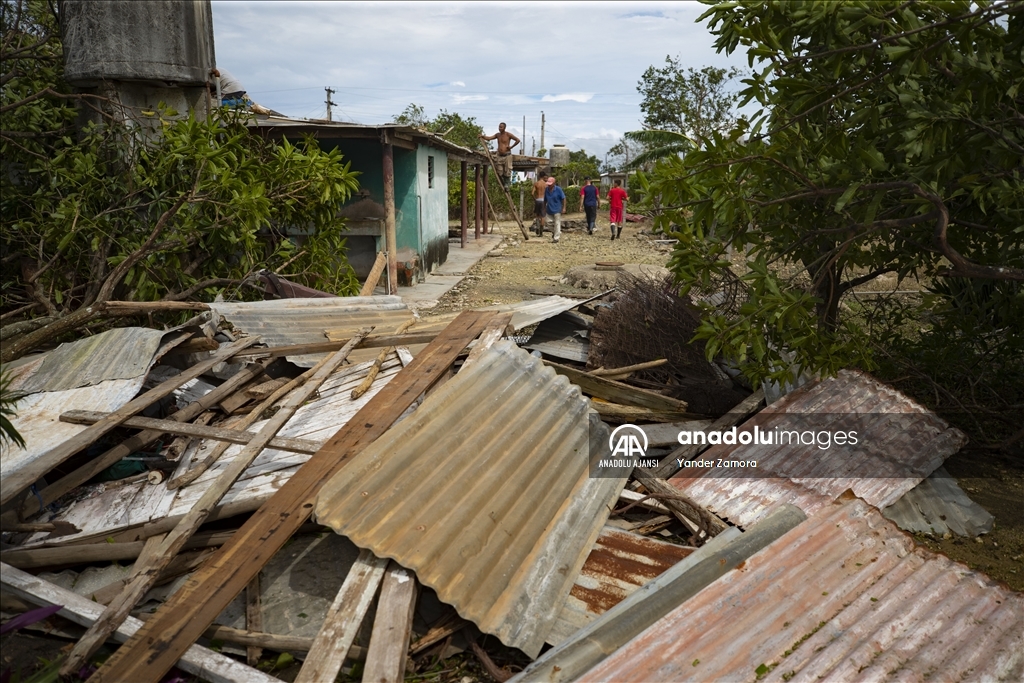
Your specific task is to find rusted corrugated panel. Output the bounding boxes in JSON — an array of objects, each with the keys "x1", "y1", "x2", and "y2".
[
  {"x1": 882, "y1": 467, "x2": 994, "y2": 538},
  {"x1": 315, "y1": 341, "x2": 627, "y2": 657},
  {"x1": 211, "y1": 296, "x2": 410, "y2": 366},
  {"x1": 547, "y1": 525, "x2": 693, "y2": 645},
  {"x1": 18, "y1": 327, "x2": 167, "y2": 394},
  {"x1": 667, "y1": 369, "x2": 967, "y2": 527},
  {"x1": 585, "y1": 497, "x2": 1024, "y2": 682}
]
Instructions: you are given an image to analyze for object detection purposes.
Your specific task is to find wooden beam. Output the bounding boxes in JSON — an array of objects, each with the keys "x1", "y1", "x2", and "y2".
[
  {"x1": 233, "y1": 331, "x2": 439, "y2": 359},
  {"x1": 0, "y1": 562, "x2": 279, "y2": 683},
  {"x1": 362, "y1": 563, "x2": 419, "y2": 683},
  {"x1": 294, "y1": 549, "x2": 388, "y2": 683},
  {"x1": 89, "y1": 311, "x2": 496, "y2": 683},
  {"x1": 360, "y1": 251, "x2": 388, "y2": 296},
  {"x1": 474, "y1": 163, "x2": 481, "y2": 240},
  {"x1": 3, "y1": 337, "x2": 260, "y2": 513},
  {"x1": 383, "y1": 142, "x2": 399, "y2": 293},
  {"x1": 542, "y1": 359, "x2": 694, "y2": 413},
  {"x1": 591, "y1": 358, "x2": 669, "y2": 378},
  {"x1": 460, "y1": 160, "x2": 468, "y2": 249},
  {"x1": 647, "y1": 388, "x2": 765, "y2": 479},
  {"x1": 0, "y1": 529, "x2": 237, "y2": 570},
  {"x1": 482, "y1": 164, "x2": 489, "y2": 234},
  {"x1": 590, "y1": 401, "x2": 699, "y2": 424},
  {"x1": 59, "y1": 329, "x2": 374, "y2": 676},
  {"x1": 59, "y1": 411, "x2": 322, "y2": 455},
  {"x1": 245, "y1": 575, "x2": 263, "y2": 665}
]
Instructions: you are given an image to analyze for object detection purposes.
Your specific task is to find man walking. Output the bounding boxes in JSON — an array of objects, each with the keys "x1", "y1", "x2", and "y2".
[
  {"x1": 480, "y1": 122, "x2": 520, "y2": 187},
  {"x1": 544, "y1": 176, "x2": 566, "y2": 243},
  {"x1": 532, "y1": 172, "x2": 548, "y2": 236},
  {"x1": 579, "y1": 178, "x2": 600, "y2": 235},
  {"x1": 608, "y1": 178, "x2": 628, "y2": 241}
]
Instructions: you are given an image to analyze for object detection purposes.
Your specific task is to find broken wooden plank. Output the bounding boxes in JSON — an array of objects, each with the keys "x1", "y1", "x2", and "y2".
[
  {"x1": 59, "y1": 411, "x2": 322, "y2": 455},
  {"x1": 0, "y1": 562, "x2": 279, "y2": 683},
  {"x1": 464, "y1": 313, "x2": 514, "y2": 367},
  {"x1": 294, "y1": 548, "x2": 388, "y2": 683},
  {"x1": 245, "y1": 377, "x2": 288, "y2": 400},
  {"x1": 20, "y1": 361, "x2": 267, "y2": 519},
  {"x1": 2, "y1": 336, "x2": 260, "y2": 513},
  {"x1": 543, "y1": 359, "x2": 692, "y2": 413},
  {"x1": 60, "y1": 327, "x2": 374, "y2": 676},
  {"x1": 590, "y1": 400, "x2": 701, "y2": 424},
  {"x1": 351, "y1": 320, "x2": 416, "y2": 400},
  {"x1": 648, "y1": 388, "x2": 765, "y2": 479},
  {"x1": 359, "y1": 251, "x2": 388, "y2": 296},
  {"x1": 232, "y1": 331, "x2": 439, "y2": 359},
  {"x1": 408, "y1": 610, "x2": 467, "y2": 656},
  {"x1": 89, "y1": 310, "x2": 495, "y2": 683},
  {"x1": 245, "y1": 574, "x2": 263, "y2": 666},
  {"x1": 362, "y1": 563, "x2": 419, "y2": 683},
  {"x1": 0, "y1": 529, "x2": 236, "y2": 570},
  {"x1": 90, "y1": 549, "x2": 214, "y2": 605}
]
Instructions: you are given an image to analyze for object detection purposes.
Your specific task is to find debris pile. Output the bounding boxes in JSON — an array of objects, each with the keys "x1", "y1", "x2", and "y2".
[{"x1": 1, "y1": 289, "x2": 1016, "y2": 683}]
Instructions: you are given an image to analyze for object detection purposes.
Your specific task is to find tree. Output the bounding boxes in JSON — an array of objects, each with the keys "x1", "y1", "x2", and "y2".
[
  {"x1": 559, "y1": 149, "x2": 601, "y2": 185},
  {"x1": 605, "y1": 137, "x2": 647, "y2": 173},
  {"x1": 1, "y1": 1, "x2": 362, "y2": 362},
  {"x1": 646, "y1": 0, "x2": 1023, "y2": 391},
  {"x1": 637, "y1": 59, "x2": 740, "y2": 143},
  {"x1": 621, "y1": 129, "x2": 694, "y2": 170}
]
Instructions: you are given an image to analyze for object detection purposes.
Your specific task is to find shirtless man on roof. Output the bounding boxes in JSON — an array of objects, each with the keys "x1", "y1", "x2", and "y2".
[{"x1": 480, "y1": 122, "x2": 520, "y2": 187}]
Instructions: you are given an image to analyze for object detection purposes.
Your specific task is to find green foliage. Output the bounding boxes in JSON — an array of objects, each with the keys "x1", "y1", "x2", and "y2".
[
  {"x1": 621, "y1": 129, "x2": 694, "y2": 169},
  {"x1": 559, "y1": 149, "x2": 602, "y2": 186},
  {"x1": 1, "y1": 2, "x2": 362, "y2": 322},
  {"x1": 649, "y1": 0, "x2": 1024, "y2": 391},
  {"x1": 637, "y1": 59, "x2": 740, "y2": 142}
]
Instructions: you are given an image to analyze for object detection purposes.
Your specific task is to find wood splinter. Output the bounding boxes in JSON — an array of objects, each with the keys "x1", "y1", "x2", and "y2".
[{"x1": 351, "y1": 318, "x2": 416, "y2": 400}]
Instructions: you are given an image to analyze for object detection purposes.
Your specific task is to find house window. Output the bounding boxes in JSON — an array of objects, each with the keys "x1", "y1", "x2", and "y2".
[{"x1": 428, "y1": 155, "x2": 434, "y2": 188}]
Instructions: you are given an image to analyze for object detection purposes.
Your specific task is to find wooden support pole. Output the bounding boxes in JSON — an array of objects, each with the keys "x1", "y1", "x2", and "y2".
[
  {"x1": 482, "y1": 165, "x2": 490, "y2": 234},
  {"x1": 59, "y1": 329, "x2": 373, "y2": 677},
  {"x1": 2, "y1": 336, "x2": 260, "y2": 514},
  {"x1": 474, "y1": 163, "x2": 482, "y2": 240},
  {"x1": 245, "y1": 575, "x2": 263, "y2": 666},
  {"x1": 359, "y1": 251, "x2": 388, "y2": 297},
  {"x1": 232, "y1": 330, "x2": 438, "y2": 359},
  {"x1": 482, "y1": 146, "x2": 530, "y2": 240},
  {"x1": 88, "y1": 311, "x2": 496, "y2": 683},
  {"x1": 383, "y1": 140, "x2": 399, "y2": 294},
  {"x1": 460, "y1": 160, "x2": 468, "y2": 249}
]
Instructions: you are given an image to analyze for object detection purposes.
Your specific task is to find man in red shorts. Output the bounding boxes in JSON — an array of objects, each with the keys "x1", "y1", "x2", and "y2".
[{"x1": 607, "y1": 179, "x2": 628, "y2": 240}]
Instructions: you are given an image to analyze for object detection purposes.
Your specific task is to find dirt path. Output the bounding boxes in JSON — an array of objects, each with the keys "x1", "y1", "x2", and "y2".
[{"x1": 431, "y1": 211, "x2": 672, "y2": 313}]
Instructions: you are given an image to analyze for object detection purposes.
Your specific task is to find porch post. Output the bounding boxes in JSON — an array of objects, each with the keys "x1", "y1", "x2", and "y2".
[
  {"x1": 382, "y1": 140, "x2": 398, "y2": 293},
  {"x1": 460, "y1": 160, "x2": 468, "y2": 249}
]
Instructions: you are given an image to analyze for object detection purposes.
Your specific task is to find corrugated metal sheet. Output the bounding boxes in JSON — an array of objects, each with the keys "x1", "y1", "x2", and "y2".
[
  {"x1": 482, "y1": 296, "x2": 591, "y2": 330},
  {"x1": 18, "y1": 327, "x2": 167, "y2": 394},
  {"x1": 547, "y1": 525, "x2": 693, "y2": 646},
  {"x1": 584, "y1": 496, "x2": 1024, "y2": 682},
  {"x1": 315, "y1": 341, "x2": 627, "y2": 657},
  {"x1": 667, "y1": 369, "x2": 968, "y2": 528},
  {"x1": 20, "y1": 351, "x2": 412, "y2": 548},
  {"x1": 883, "y1": 467, "x2": 994, "y2": 537},
  {"x1": 210, "y1": 296, "x2": 410, "y2": 366},
  {"x1": 526, "y1": 312, "x2": 591, "y2": 363}
]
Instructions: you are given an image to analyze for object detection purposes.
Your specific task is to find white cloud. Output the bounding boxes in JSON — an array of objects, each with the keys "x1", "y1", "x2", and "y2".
[
  {"x1": 541, "y1": 93, "x2": 595, "y2": 103},
  {"x1": 450, "y1": 81, "x2": 466, "y2": 87},
  {"x1": 452, "y1": 94, "x2": 488, "y2": 105}
]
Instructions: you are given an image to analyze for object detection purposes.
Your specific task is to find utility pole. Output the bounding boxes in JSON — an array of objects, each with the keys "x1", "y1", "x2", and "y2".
[
  {"x1": 325, "y1": 87, "x2": 336, "y2": 122},
  {"x1": 522, "y1": 115, "x2": 526, "y2": 153},
  {"x1": 540, "y1": 111, "x2": 545, "y2": 152}
]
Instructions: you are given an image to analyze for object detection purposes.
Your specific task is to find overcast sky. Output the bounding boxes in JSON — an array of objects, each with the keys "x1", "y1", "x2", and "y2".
[{"x1": 211, "y1": 1, "x2": 750, "y2": 161}]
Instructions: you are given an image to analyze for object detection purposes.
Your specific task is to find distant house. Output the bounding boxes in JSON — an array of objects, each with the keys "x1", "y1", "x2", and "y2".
[
  {"x1": 600, "y1": 171, "x2": 630, "y2": 191},
  {"x1": 252, "y1": 117, "x2": 486, "y2": 289}
]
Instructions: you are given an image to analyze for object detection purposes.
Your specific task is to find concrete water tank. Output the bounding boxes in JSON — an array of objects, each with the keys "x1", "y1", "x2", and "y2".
[
  {"x1": 61, "y1": 0, "x2": 215, "y2": 86},
  {"x1": 549, "y1": 144, "x2": 570, "y2": 167}
]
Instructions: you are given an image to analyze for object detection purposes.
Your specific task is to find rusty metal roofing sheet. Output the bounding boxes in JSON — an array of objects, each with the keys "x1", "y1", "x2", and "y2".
[
  {"x1": 314, "y1": 341, "x2": 627, "y2": 657},
  {"x1": 584, "y1": 496, "x2": 1024, "y2": 682},
  {"x1": 882, "y1": 467, "x2": 994, "y2": 538},
  {"x1": 667, "y1": 369, "x2": 967, "y2": 528},
  {"x1": 547, "y1": 525, "x2": 694, "y2": 646},
  {"x1": 210, "y1": 296, "x2": 410, "y2": 366},
  {"x1": 18, "y1": 327, "x2": 167, "y2": 394}
]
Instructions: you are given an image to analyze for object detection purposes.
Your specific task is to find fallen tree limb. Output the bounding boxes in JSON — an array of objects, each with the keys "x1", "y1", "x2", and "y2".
[{"x1": 632, "y1": 471, "x2": 729, "y2": 541}]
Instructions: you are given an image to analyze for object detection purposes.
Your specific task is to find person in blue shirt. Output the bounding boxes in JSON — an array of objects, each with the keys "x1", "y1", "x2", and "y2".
[
  {"x1": 544, "y1": 177, "x2": 566, "y2": 243},
  {"x1": 579, "y1": 178, "x2": 600, "y2": 235}
]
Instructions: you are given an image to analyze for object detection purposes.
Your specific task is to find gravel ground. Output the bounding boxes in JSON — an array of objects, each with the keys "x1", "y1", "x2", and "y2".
[{"x1": 431, "y1": 211, "x2": 674, "y2": 313}]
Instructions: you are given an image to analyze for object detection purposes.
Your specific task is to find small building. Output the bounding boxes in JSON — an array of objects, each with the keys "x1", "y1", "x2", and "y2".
[
  {"x1": 253, "y1": 117, "x2": 487, "y2": 290},
  {"x1": 600, "y1": 171, "x2": 630, "y2": 191}
]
